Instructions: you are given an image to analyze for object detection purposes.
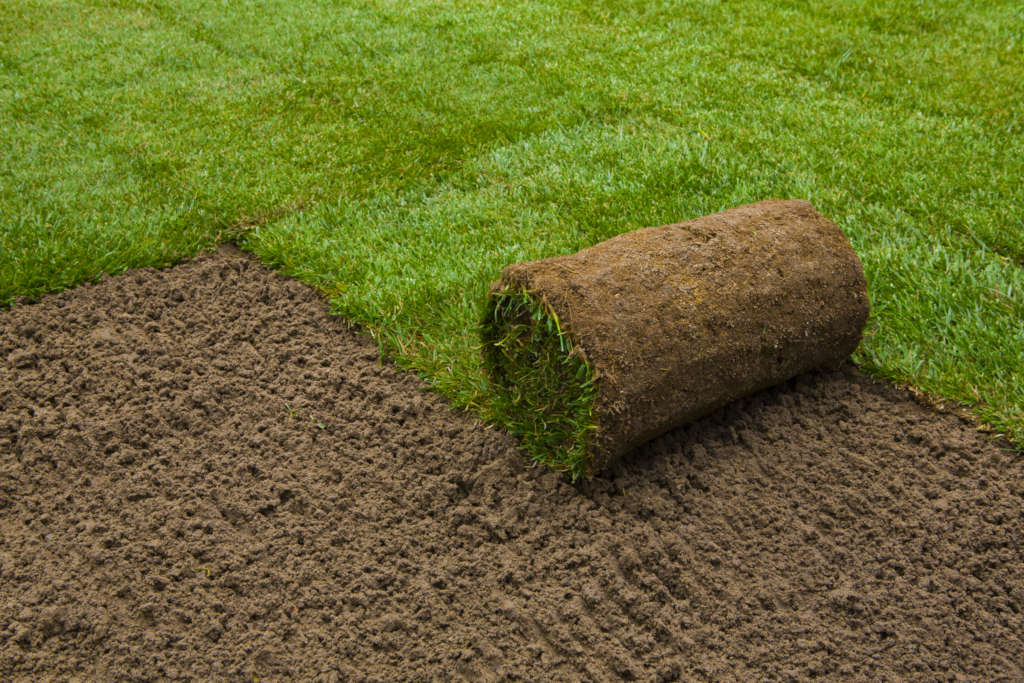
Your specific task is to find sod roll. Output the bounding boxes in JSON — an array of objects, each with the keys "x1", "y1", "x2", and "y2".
[{"x1": 482, "y1": 199, "x2": 870, "y2": 479}]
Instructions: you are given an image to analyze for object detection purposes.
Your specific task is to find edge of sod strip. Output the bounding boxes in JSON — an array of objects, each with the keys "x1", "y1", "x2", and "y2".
[{"x1": 482, "y1": 288, "x2": 598, "y2": 481}]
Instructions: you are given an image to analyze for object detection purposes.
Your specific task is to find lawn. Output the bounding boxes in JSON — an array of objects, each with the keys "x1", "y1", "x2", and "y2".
[{"x1": 2, "y1": 0, "x2": 1022, "y2": 450}]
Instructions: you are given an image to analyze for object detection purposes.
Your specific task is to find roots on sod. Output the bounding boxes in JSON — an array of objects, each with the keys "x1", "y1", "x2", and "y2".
[{"x1": 482, "y1": 289, "x2": 597, "y2": 480}]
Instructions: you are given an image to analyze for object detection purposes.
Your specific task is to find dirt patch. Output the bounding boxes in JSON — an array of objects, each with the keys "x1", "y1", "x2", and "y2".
[{"x1": 2, "y1": 246, "x2": 1022, "y2": 680}]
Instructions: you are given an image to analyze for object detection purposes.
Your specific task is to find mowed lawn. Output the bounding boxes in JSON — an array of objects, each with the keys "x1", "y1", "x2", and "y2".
[{"x1": 2, "y1": 0, "x2": 1022, "y2": 447}]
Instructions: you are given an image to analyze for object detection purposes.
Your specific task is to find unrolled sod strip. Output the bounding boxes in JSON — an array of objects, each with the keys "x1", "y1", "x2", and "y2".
[{"x1": 482, "y1": 200, "x2": 870, "y2": 479}]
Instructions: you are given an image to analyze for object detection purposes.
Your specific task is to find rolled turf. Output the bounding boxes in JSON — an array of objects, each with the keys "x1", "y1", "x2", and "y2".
[{"x1": 483, "y1": 200, "x2": 870, "y2": 479}]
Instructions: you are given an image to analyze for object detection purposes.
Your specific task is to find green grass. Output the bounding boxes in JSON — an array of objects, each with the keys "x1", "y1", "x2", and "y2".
[{"x1": 2, "y1": 0, "x2": 1022, "y2": 462}]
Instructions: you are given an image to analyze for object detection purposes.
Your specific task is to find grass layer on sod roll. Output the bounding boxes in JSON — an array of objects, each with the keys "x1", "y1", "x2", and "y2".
[
  {"x1": 482, "y1": 289, "x2": 597, "y2": 480},
  {"x1": 1, "y1": 1, "x2": 1022, "y2": 461}
]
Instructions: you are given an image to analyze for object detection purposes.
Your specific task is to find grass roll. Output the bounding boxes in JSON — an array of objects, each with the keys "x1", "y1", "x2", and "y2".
[{"x1": 482, "y1": 200, "x2": 870, "y2": 479}]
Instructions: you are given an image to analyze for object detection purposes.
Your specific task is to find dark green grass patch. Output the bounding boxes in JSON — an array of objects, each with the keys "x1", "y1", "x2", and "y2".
[{"x1": 482, "y1": 289, "x2": 597, "y2": 480}]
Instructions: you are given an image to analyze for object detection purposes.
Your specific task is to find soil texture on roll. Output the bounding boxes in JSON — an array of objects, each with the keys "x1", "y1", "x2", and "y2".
[{"x1": 2, "y1": 246, "x2": 1023, "y2": 680}]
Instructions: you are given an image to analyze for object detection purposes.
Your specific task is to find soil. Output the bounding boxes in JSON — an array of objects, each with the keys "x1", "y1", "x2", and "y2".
[{"x1": 2, "y1": 246, "x2": 1023, "y2": 681}]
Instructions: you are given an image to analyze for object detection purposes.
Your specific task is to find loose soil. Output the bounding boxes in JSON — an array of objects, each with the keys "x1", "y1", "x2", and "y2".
[{"x1": 2, "y1": 246, "x2": 1022, "y2": 681}]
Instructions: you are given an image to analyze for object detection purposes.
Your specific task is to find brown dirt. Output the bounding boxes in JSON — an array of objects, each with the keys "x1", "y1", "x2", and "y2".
[
  {"x1": 2, "y1": 246, "x2": 1023, "y2": 681},
  {"x1": 490, "y1": 200, "x2": 870, "y2": 472}
]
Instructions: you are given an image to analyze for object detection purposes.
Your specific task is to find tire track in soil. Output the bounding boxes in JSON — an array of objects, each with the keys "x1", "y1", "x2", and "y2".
[{"x1": 2, "y1": 245, "x2": 1023, "y2": 680}]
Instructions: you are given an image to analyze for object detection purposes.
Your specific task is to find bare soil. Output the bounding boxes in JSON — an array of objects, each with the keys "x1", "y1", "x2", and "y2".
[{"x1": 2, "y1": 246, "x2": 1022, "y2": 681}]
